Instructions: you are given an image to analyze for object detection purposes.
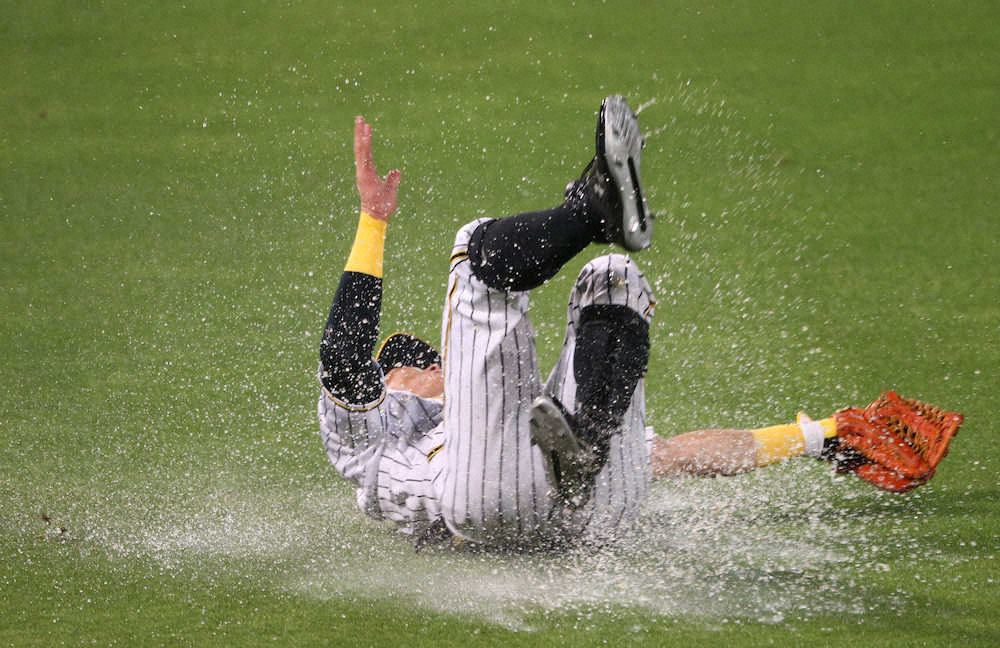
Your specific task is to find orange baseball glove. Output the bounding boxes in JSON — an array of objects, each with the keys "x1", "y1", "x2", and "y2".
[{"x1": 825, "y1": 391, "x2": 963, "y2": 493}]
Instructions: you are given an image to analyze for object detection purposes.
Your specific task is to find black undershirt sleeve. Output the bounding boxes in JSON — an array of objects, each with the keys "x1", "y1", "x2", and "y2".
[{"x1": 319, "y1": 270, "x2": 384, "y2": 404}]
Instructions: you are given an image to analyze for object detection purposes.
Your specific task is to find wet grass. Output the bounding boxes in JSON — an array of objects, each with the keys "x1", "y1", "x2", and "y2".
[{"x1": 2, "y1": 0, "x2": 999, "y2": 645}]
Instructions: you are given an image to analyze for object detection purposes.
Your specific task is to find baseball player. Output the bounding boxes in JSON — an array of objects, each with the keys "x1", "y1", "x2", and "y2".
[
  {"x1": 318, "y1": 97, "x2": 962, "y2": 549},
  {"x1": 319, "y1": 96, "x2": 656, "y2": 548}
]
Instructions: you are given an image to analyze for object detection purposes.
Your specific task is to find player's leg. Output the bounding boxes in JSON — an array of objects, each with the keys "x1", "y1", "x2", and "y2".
[
  {"x1": 434, "y1": 95, "x2": 652, "y2": 545},
  {"x1": 468, "y1": 94, "x2": 652, "y2": 293},
  {"x1": 433, "y1": 219, "x2": 554, "y2": 546},
  {"x1": 536, "y1": 253, "x2": 656, "y2": 523},
  {"x1": 467, "y1": 180, "x2": 612, "y2": 292}
]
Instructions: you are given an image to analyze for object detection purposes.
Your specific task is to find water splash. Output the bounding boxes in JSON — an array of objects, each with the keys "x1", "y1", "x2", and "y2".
[{"x1": 14, "y1": 458, "x2": 942, "y2": 631}]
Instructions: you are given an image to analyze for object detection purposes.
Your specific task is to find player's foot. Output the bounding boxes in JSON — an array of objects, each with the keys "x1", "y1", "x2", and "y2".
[
  {"x1": 566, "y1": 95, "x2": 652, "y2": 251},
  {"x1": 529, "y1": 395, "x2": 601, "y2": 510},
  {"x1": 598, "y1": 95, "x2": 652, "y2": 251}
]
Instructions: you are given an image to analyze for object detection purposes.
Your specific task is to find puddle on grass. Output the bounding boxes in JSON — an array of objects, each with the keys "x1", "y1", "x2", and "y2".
[
  {"x1": 39, "y1": 462, "x2": 927, "y2": 631},
  {"x1": 284, "y1": 467, "x2": 900, "y2": 628}
]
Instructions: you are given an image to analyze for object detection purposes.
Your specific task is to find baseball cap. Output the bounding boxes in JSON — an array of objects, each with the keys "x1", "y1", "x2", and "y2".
[{"x1": 376, "y1": 332, "x2": 441, "y2": 371}]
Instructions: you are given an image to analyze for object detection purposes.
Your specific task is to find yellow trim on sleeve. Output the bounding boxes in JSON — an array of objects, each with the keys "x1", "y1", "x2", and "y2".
[
  {"x1": 344, "y1": 211, "x2": 388, "y2": 278},
  {"x1": 427, "y1": 443, "x2": 445, "y2": 462},
  {"x1": 321, "y1": 381, "x2": 387, "y2": 413}
]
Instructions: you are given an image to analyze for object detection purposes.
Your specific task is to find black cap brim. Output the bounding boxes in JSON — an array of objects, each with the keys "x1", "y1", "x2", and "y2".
[{"x1": 376, "y1": 332, "x2": 441, "y2": 371}]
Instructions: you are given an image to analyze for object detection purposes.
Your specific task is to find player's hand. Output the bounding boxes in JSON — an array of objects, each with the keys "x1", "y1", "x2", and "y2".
[{"x1": 354, "y1": 115, "x2": 401, "y2": 222}]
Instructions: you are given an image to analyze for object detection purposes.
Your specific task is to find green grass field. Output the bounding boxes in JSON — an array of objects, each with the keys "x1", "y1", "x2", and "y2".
[{"x1": 2, "y1": 1, "x2": 998, "y2": 645}]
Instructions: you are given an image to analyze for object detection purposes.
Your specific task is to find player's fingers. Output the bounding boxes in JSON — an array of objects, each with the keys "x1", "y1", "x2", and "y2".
[
  {"x1": 354, "y1": 116, "x2": 373, "y2": 172},
  {"x1": 385, "y1": 168, "x2": 402, "y2": 192},
  {"x1": 353, "y1": 115, "x2": 365, "y2": 159}
]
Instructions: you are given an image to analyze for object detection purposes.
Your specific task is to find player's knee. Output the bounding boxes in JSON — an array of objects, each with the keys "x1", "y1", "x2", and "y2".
[
  {"x1": 578, "y1": 254, "x2": 644, "y2": 288},
  {"x1": 572, "y1": 254, "x2": 655, "y2": 319},
  {"x1": 453, "y1": 218, "x2": 495, "y2": 252}
]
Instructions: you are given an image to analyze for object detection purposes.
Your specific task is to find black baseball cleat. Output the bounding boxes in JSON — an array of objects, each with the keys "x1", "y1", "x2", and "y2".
[
  {"x1": 566, "y1": 95, "x2": 652, "y2": 251},
  {"x1": 529, "y1": 394, "x2": 602, "y2": 510}
]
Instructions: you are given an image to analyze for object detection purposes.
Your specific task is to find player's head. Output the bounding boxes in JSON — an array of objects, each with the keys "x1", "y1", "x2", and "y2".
[{"x1": 377, "y1": 333, "x2": 444, "y2": 399}]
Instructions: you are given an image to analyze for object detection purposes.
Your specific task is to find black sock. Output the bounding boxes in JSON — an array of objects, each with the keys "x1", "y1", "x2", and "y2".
[
  {"x1": 572, "y1": 304, "x2": 650, "y2": 464},
  {"x1": 468, "y1": 192, "x2": 601, "y2": 292}
]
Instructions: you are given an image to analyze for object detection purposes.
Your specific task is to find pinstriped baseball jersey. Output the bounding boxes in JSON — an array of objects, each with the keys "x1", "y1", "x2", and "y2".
[
  {"x1": 317, "y1": 218, "x2": 656, "y2": 546},
  {"x1": 317, "y1": 382, "x2": 447, "y2": 534}
]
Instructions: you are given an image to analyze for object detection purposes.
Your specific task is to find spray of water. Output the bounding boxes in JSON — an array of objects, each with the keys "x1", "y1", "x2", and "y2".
[{"x1": 16, "y1": 462, "x2": 933, "y2": 631}]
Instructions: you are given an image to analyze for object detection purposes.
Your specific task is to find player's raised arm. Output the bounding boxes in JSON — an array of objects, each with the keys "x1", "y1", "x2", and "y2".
[
  {"x1": 319, "y1": 116, "x2": 402, "y2": 406},
  {"x1": 342, "y1": 116, "x2": 401, "y2": 280}
]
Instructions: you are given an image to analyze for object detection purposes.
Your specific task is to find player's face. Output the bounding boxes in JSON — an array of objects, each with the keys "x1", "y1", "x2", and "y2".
[{"x1": 384, "y1": 364, "x2": 444, "y2": 399}]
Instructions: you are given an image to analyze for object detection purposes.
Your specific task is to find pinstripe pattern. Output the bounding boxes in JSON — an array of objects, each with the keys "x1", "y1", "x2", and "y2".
[
  {"x1": 438, "y1": 220, "x2": 549, "y2": 544},
  {"x1": 316, "y1": 221, "x2": 656, "y2": 546},
  {"x1": 542, "y1": 253, "x2": 656, "y2": 538},
  {"x1": 317, "y1": 379, "x2": 445, "y2": 534}
]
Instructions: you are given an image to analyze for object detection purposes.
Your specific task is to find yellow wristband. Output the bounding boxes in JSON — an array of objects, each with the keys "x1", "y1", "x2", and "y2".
[
  {"x1": 344, "y1": 211, "x2": 388, "y2": 278},
  {"x1": 752, "y1": 423, "x2": 805, "y2": 467},
  {"x1": 752, "y1": 416, "x2": 837, "y2": 466}
]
